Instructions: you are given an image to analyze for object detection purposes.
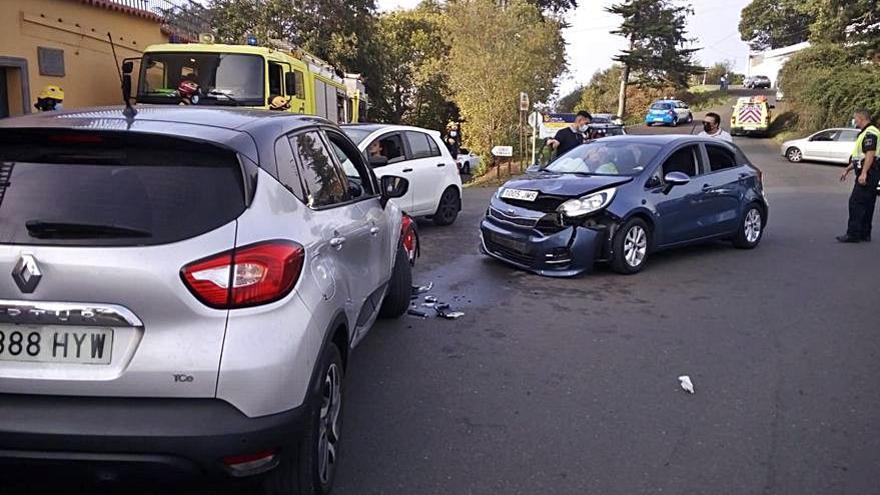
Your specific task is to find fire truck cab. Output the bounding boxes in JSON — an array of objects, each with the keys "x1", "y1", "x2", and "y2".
[{"x1": 133, "y1": 36, "x2": 367, "y2": 123}]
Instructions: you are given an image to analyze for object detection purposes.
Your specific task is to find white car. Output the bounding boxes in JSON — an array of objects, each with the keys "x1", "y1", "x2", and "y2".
[
  {"x1": 456, "y1": 147, "x2": 480, "y2": 175},
  {"x1": 781, "y1": 128, "x2": 861, "y2": 164},
  {"x1": 342, "y1": 124, "x2": 463, "y2": 225}
]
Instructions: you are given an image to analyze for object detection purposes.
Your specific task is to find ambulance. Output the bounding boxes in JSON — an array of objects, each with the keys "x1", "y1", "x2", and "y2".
[
  {"x1": 730, "y1": 95, "x2": 773, "y2": 136},
  {"x1": 131, "y1": 35, "x2": 368, "y2": 123}
]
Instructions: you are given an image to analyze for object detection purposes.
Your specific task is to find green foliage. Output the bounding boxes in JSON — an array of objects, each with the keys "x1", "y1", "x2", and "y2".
[
  {"x1": 779, "y1": 44, "x2": 880, "y2": 132},
  {"x1": 607, "y1": 0, "x2": 701, "y2": 89},
  {"x1": 369, "y1": 5, "x2": 455, "y2": 129},
  {"x1": 805, "y1": 0, "x2": 880, "y2": 56},
  {"x1": 738, "y1": 0, "x2": 814, "y2": 51},
  {"x1": 556, "y1": 86, "x2": 585, "y2": 112},
  {"x1": 446, "y1": 0, "x2": 565, "y2": 164}
]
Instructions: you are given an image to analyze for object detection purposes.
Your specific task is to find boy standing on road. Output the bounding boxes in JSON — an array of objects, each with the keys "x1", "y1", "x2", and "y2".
[
  {"x1": 547, "y1": 110, "x2": 591, "y2": 158},
  {"x1": 838, "y1": 109, "x2": 879, "y2": 243},
  {"x1": 698, "y1": 112, "x2": 733, "y2": 143}
]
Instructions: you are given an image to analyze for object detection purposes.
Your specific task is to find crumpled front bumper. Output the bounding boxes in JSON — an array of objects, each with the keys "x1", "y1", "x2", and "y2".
[{"x1": 480, "y1": 213, "x2": 608, "y2": 278}]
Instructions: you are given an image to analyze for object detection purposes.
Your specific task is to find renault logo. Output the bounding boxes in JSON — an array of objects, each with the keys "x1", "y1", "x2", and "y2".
[{"x1": 12, "y1": 254, "x2": 42, "y2": 294}]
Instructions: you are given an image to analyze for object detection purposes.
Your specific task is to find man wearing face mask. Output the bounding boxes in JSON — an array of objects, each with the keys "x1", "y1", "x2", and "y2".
[
  {"x1": 698, "y1": 112, "x2": 733, "y2": 142},
  {"x1": 547, "y1": 111, "x2": 592, "y2": 159},
  {"x1": 837, "y1": 108, "x2": 879, "y2": 243},
  {"x1": 444, "y1": 123, "x2": 462, "y2": 157}
]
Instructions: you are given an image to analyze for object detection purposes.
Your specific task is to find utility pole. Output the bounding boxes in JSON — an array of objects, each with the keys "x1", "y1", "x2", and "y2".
[{"x1": 616, "y1": 35, "x2": 634, "y2": 119}]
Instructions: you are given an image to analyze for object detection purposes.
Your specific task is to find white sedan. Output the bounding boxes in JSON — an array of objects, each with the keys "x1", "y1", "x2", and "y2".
[
  {"x1": 781, "y1": 128, "x2": 860, "y2": 164},
  {"x1": 456, "y1": 147, "x2": 480, "y2": 175},
  {"x1": 342, "y1": 124, "x2": 463, "y2": 226}
]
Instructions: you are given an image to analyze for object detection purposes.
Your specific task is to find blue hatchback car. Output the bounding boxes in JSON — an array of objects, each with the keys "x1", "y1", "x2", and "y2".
[
  {"x1": 480, "y1": 135, "x2": 768, "y2": 276},
  {"x1": 645, "y1": 100, "x2": 693, "y2": 127}
]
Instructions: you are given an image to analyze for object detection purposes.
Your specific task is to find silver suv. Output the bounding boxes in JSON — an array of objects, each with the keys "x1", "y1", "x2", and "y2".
[{"x1": 0, "y1": 106, "x2": 413, "y2": 494}]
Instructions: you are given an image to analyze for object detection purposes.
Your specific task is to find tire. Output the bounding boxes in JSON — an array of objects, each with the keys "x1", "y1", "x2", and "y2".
[
  {"x1": 433, "y1": 187, "x2": 460, "y2": 226},
  {"x1": 378, "y1": 244, "x2": 412, "y2": 319},
  {"x1": 733, "y1": 204, "x2": 764, "y2": 249},
  {"x1": 611, "y1": 218, "x2": 651, "y2": 274},
  {"x1": 686, "y1": 113, "x2": 693, "y2": 124},
  {"x1": 262, "y1": 344, "x2": 344, "y2": 495},
  {"x1": 785, "y1": 147, "x2": 803, "y2": 163}
]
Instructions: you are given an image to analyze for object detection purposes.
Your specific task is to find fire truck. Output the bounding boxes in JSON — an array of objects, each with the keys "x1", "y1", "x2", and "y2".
[{"x1": 131, "y1": 35, "x2": 368, "y2": 123}]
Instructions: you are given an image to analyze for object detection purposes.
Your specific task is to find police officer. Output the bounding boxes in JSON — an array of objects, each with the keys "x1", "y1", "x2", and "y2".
[{"x1": 837, "y1": 108, "x2": 879, "y2": 243}]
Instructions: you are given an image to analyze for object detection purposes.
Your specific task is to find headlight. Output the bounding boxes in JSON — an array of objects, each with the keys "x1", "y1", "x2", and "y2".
[
  {"x1": 494, "y1": 187, "x2": 504, "y2": 199},
  {"x1": 559, "y1": 188, "x2": 617, "y2": 217}
]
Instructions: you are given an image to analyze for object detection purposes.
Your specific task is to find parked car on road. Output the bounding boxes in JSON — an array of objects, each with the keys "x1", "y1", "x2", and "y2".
[
  {"x1": 0, "y1": 106, "x2": 415, "y2": 494},
  {"x1": 455, "y1": 147, "x2": 480, "y2": 175},
  {"x1": 481, "y1": 135, "x2": 768, "y2": 276},
  {"x1": 781, "y1": 128, "x2": 861, "y2": 164},
  {"x1": 644, "y1": 100, "x2": 693, "y2": 127},
  {"x1": 342, "y1": 124, "x2": 463, "y2": 226},
  {"x1": 745, "y1": 75, "x2": 772, "y2": 89}
]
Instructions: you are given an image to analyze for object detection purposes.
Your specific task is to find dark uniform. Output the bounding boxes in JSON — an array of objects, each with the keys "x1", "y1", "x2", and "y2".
[
  {"x1": 846, "y1": 125, "x2": 880, "y2": 241},
  {"x1": 552, "y1": 126, "x2": 585, "y2": 158}
]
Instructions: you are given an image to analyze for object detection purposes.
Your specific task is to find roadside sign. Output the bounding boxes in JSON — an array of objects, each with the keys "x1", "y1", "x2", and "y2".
[
  {"x1": 519, "y1": 92, "x2": 529, "y2": 112},
  {"x1": 527, "y1": 110, "x2": 542, "y2": 128},
  {"x1": 492, "y1": 145, "x2": 514, "y2": 157}
]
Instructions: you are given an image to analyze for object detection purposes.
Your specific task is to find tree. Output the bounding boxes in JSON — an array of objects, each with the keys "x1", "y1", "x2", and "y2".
[
  {"x1": 805, "y1": 0, "x2": 880, "y2": 57},
  {"x1": 446, "y1": 0, "x2": 565, "y2": 164},
  {"x1": 370, "y1": 5, "x2": 455, "y2": 129},
  {"x1": 607, "y1": 0, "x2": 700, "y2": 118},
  {"x1": 556, "y1": 86, "x2": 585, "y2": 112},
  {"x1": 738, "y1": 0, "x2": 814, "y2": 51}
]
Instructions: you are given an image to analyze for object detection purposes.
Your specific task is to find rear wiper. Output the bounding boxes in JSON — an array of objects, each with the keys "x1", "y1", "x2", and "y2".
[{"x1": 25, "y1": 220, "x2": 151, "y2": 239}]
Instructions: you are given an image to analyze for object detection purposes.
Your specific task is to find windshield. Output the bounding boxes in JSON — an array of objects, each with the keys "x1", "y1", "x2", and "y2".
[
  {"x1": 545, "y1": 141, "x2": 661, "y2": 176},
  {"x1": 137, "y1": 52, "x2": 265, "y2": 105},
  {"x1": 651, "y1": 103, "x2": 671, "y2": 110},
  {"x1": 341, "y1": 127, "x2": 373, "y2": 145}
]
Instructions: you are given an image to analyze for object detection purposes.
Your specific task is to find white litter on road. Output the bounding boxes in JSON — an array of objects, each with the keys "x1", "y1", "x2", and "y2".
[{"x1": 678, "y1": 375, "x2": 695, "y2": 394}]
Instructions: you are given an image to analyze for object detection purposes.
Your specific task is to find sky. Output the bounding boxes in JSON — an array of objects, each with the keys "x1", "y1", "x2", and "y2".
[{"x1": 376, "y1": 0, "x2": 753, "y2": 97}]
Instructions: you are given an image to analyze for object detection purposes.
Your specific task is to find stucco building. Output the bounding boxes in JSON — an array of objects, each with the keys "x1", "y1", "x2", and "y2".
[
  {"x1": 0, "y1": 0, "x2": 182, "y2": 117},
  {"x1": 747, "y1": 41, "x2": 811, "y2": 89}
]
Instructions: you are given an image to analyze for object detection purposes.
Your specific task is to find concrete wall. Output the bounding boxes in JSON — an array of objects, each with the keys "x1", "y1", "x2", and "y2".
[
  {"x1": 747, "y1": 42, "x2": 811, "y2": 89},
  {"x1": 0, "y1": 0, "x2": 169, "y2": 115}
]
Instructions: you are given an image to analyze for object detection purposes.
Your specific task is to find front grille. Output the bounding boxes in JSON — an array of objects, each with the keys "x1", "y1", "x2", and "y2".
[
  {"x1": 484, "y1": 237, "x2": 535, "y2": 266},
  {"x1": 500, "y1": 194, "x2": 567, "y2": 214},
  {"x1": 488, "y1": 207, "x2": 538, "y2": 228}
]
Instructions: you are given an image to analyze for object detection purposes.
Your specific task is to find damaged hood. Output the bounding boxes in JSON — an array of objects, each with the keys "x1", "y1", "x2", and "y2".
[{"x1": 504, "y1": 172, "x2": 633, "y2": 198}]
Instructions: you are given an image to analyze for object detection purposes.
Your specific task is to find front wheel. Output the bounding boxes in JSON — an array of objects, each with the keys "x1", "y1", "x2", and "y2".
[
  {"x1": 433, "y1": 187, "x2": 460, "y2": 226},
  {"x1": 611, "y1": 218, "x2": 651, "y2": 274},
  {"x1": 733, "y1": 204, "x2": 764, "y2": 249},
  {"x1": 262, "y1": 344, "x2": 344, "y2": 495},
  {"x1": 785, "y1": 147, "x2": 803, "y2": 163}
]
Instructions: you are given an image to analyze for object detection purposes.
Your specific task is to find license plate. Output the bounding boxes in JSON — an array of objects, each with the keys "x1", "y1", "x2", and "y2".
[
  {"x1": 501, "y1": 188, "x2": 538, "y2": 202},
  {"x1": 489, "y1": 232, "x2": 528, "y2": 253},
  {"x1": 744, "y1": 126, "x2": 758, "y2": 131},
  {"x1": 0, "y1": 327, "x2": 113, "y2": 364},
  {"x1": 653, "y1": 117, "x2": 665, "y2": 121}
]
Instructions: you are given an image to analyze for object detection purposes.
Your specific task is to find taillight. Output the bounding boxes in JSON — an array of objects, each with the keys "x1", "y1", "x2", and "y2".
[{"x1": 181, "y1": 240, "x2": 304, "y2": 309}]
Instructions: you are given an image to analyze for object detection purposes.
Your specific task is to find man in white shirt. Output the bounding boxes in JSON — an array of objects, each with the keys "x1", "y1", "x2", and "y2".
[{"x1": 698, "y1": 112, "x2": 733, "y2": 143}]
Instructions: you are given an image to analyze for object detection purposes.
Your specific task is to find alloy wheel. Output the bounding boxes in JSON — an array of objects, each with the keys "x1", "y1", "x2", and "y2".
[
  {"x1": 624, "y1": 225, "x2": 647, "y2": 267},
  {"x1": 318, "y1": 363, "x2": 342, "y2": 485},
  {"x1": 787, "y1": 148, "x2": 802, "y2": 162},
  {"x1": 438, "y1": 190, "x2": 458, "y2": 223},
  {"x1": 744, "y1": 208, "x2": 762, "y2": 244}
]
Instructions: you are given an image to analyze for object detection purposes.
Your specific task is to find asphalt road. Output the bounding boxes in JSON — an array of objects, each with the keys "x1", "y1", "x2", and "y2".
[{"x1": 331, "y1": 96, "x2": 880, "y2": 494}]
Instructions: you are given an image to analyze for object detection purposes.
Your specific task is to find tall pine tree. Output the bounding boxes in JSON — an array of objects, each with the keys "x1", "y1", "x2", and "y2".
[{"x1": 607, "y1": 0, "x2": 700, "y2": 117}]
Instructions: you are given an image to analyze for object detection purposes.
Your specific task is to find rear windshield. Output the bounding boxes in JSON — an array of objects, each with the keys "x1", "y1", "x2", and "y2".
[
  {"x1": 651, "y1": 103, "x2": 672, "y2": 110},
  {"x1": 0, "y1": 131, "x2": 245, "y2": 246}
]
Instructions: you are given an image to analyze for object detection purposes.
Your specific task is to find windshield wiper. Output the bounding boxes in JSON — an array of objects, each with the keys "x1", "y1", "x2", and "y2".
[{"x1": 25, "y1": 220, "x2": 151, "y2": 239}]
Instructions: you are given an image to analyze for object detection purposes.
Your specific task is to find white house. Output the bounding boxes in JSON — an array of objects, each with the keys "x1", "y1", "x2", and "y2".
[{"x1": 747, "y1": 41, "x2": 811, "y2": 88}]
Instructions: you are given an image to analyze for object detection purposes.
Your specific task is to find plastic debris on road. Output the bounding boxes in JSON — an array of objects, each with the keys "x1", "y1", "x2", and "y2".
[
  {"x1": 435, "y1": 307, "x2": 465, "y2": 319},
  {"x1": 424, "y1": 295, "x2": 439, "y2": 303},
  {"x1": 407, "y1": 309, "x2": 430, "y2": 319},
  {"x1": 411, "y1": 282, "x2": 434, "y2": 298},
  {"x1": 678, "y1": 375, "x2": 694, "y2": 394},
  {"x1": 405, "y1": 282, "x2": 465, "y2": 320}
]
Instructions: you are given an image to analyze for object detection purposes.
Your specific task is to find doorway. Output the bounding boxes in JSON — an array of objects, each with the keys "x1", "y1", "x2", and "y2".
[{"x1": 0, "y1": 57, "x2": 31, "y2": 118}]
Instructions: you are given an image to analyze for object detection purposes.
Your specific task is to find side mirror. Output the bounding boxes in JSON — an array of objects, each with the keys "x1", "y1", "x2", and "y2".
[
  {"x1": 122, "y1": 61, "x2": 134, "y2": 75},
  {"x1": 664, "y1": 171, "x2": 691, "y2": 186},
  {"x1": 380, "y1": 175, "x2": 409, "y2": 207},
  {"x1": 526, "y1": 164, "x2": 541, "y2": 173},
  {"x1": 368, "y1": 155, "x2": 389, "y2": 168}
]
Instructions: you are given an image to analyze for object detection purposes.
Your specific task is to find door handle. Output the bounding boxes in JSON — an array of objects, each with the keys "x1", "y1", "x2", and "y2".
[
  {"x1": 329, "y1": 237, "x2": 346, "y2": 249},
  {"x1": 402, "y1": 168, "x2": 413, "y2": 173},
  {"x1": 370, "y1": 226, "x2": 380, "y2": 236},
  {"x1": 437, "y1": 163, "x2": 446, "y2": 168}
]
